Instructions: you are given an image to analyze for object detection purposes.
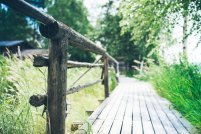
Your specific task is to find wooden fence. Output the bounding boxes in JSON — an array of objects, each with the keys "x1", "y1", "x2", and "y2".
[{"x1": 0, "y1": 0, "x2": 119, "y2": 133}]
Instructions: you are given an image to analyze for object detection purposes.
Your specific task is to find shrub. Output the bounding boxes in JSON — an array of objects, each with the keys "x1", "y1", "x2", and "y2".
[{"x1": 142, "y1": 61, "x2": 201, "y2": 132}]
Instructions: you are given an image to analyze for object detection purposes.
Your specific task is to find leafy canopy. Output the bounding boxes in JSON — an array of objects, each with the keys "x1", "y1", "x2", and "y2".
[
  {"x1": 0, "y1": 5, "x2": 32, "y2": 40},
  {"x1": 47, "y1": 0, "x2": 95, "y2": 62}
]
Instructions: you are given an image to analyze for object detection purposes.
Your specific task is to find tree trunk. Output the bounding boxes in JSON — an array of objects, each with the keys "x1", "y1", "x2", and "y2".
[{"x1": 182, "y1": 13, "x2": 188, "y2": 58}]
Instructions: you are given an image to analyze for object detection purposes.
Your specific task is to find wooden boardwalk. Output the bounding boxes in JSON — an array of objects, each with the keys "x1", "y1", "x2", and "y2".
[{"x1": 80, "y1": 76, "x2": 196, "y2": 134}]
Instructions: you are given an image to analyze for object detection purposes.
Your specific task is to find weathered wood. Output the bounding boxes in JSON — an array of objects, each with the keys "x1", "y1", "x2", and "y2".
[
  {"x1": 76, "y1": 86, "x2": 121, "y2": 133},
  {"x1": 132, "y1": 92, "x2": 143, "y2": 134},
  {"x1": 121, "y1": 87, "x2": 133, "y2": 133},
  {"x1": 103, "y1": 57, "x2": 109, "y2": 98},
  {"x1": 0, "y1": 0, "x2": 55, "y2": 25},
  {"x1": 33, "y1": 56, "x2": 103, "y2": 68},
  {"x1": 68, "y1": 61, "x2": 103, "y2": 68},
  {"x1": 1, "y1": 0, "x2": 119, "y2": 67},
  {"x1": 29, "y1": 80, "x2": 102, "y2": 105},
  {"x1": 98, "y1": 85, "x2": 124, "y2": 133},
  {"x1": 66, "y1": 79, "x2": 102, "y2": 95},
  {"x1": 33, "y1": 56, "x2": 49, "y2": 67},
  {"x1": 71, "y1": 121, "x2": 83, "y2": 131},
  {"x1": 85, "y1": 110, "x2": 94, "y2": 116},
  {"x1": 29, "y1": 94, "x2": 47, "y2": 107},
  {"x1": 40, "y1": 21, "x2": 106, "y2": 55},
  {"x1": 77, "y1": 77, "x2": 195, "y2": 134},
  {"x1": 109, "y1": 85, "x2": 129, "y2": 133},
  {"x1": 47, "y1": 38, "x2": 68, "y2": 134},
  {"x1": 142, "y1": 87, "x2": 166, "y2": 134}
]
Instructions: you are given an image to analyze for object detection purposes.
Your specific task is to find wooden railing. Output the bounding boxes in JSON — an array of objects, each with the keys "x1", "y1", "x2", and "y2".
[{"x1": 0, "y1": 0, "x2": 119, "y2": 133}]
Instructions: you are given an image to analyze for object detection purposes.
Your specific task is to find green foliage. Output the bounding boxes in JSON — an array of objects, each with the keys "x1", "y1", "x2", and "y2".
[
  {"x1": 0, "y1": 56, "x2": 117, "y2": 133},
  {"x1": 142, "y1": 62, "x2": 201, "y2": 132},
  {"x1": 109, "y1": 69, "x2": 118, "y2": 92},
  {"x1": 96, "y1": 1, "x2": 143, "y2": 70},
  {"x1": 0, "y1": 5, "x2": 32, "y2": 40},
  {"x1": 119, "y1": 0, "x2": 201, "y2": 61},
  {"x1": 0, "y1": 100, "x2": 40, "y2": 134},
  {"x1": 47, "y1": 0, "x2": 95, "y2": 62},
  {"x1": 48, "y1": 0, "x2": 90, "y2": 35},
  {"x1": 0, "y1": 55, "x2": 16, "y2": 100},
  {"x1": 0, "y1": 56, "x2": 45, "y2": 134},
  {"x1": 119, "y1": 0, "x2": 168, "y2": 60}
]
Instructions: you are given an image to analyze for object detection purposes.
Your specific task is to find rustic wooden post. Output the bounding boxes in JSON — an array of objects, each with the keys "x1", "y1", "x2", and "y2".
[
  {"x1": 39, "y1": 21, "x2": 68, "y2": 134},
  {"x1": 104, "y1": 56, "x2": 109, "y2": 98},
  {"x1": 46, "y1": 38, "x2": 67, "y2": 134}
]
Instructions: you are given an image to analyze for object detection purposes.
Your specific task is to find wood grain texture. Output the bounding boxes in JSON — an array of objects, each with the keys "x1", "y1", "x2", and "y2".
[
  {"x1": 47, "y1": 38, "x2": 68, "y2": 134},
  {"x1": 104, "y1": 57, "x2": 109, "y2": 98},
  {"x1": 78, "y1": 77, "x2": 195, "y2": 134},
  {"x1": 33, "y1": 56, "x2": 103, "y2": 68}
]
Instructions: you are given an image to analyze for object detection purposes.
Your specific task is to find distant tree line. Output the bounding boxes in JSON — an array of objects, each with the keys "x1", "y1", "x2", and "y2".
[{"x1": 95, "y1": 0, "x2": 201, "y2": 70}]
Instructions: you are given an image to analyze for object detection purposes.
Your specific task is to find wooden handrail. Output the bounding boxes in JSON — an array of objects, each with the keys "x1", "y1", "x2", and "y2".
[
  {"x1": 66, "y1": 79, "x2": 103, "y2": 95},
  {"x1": 0, "y1": 0, "x2": 120, "y2": 133},
  {"x1": 0, "y1": 0, "x2": 118, "y2": 63},
  {"x1": 33, "y1": 56, "x2": 104, "y2": 68}
]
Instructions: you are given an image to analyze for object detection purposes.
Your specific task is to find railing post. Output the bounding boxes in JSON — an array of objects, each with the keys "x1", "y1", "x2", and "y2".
[
  {"x1": 104, "y1": 56, "x2": 109, "y2": 98},
  {"x1": 47, "y1": 38, "x2": 68, "y2": 134}
]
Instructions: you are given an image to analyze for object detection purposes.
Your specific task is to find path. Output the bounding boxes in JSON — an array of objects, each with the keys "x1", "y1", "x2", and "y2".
[{"x1": 78, "y1": 76, "x2": 196, "y2": 134}]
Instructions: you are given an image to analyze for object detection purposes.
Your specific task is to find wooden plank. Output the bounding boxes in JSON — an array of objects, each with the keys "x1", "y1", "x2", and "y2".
[
  {"x1": 109, "y1": 86, "x2": 129, "y2": 133},
  {"x1": 171, "y1": 109, "x2": 196, "y2": 133},
  {"x1": 98, "y1": 86, "x2": 122, "y2": 120},
  {"x1": 89, "y1": 86, "x2": 121, "y2": 122},
  {"x1": 142, "y1": 85, "x2": 166, "y2": 134},
  {"x1": 91, "y1": 88, "x2": 121, "y2": 133},
  {"x1": 98, "y1": 85, "x2": 124, "y2": 133},
  {"x1": 132, "y1": 87, "x2": 143, "y2": 134},
  {"x1": 79, "y1": 78, "x2": 195, "y2": 134},
  {"x1": 133, "y1": 121, "x2": 143, "y2": 134},
  {"x1": 121, "y1": 86, "x2": 133, "y2": 134},
  {"x1": 151, "y1": 91, "x2": 189, "y2": 134},
  {"x1": 92, "y1": 119, "x2": 104, "y2": 134},
  {"x1": 138, "y1": 85, "x2": 155, "y2": 134},
  {"x1": 76, "y1": 97, "x2": 110, "y2": 133},
  {"x1": 148, "y1": 90, "x2": 178, "y2": 134},
  {"x1": 151, "y1": 90, "x2": 194, "y2": 133}
]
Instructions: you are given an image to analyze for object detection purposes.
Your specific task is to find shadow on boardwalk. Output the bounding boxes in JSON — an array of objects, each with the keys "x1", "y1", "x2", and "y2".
[{"x1": 77, "y1": 76, "x2": 197, "y2": 134}]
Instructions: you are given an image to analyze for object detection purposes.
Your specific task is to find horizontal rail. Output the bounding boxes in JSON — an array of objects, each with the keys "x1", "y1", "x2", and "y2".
[
  {"x1": 29, "y1": 79, "x2": 103, "y2": 107},
  {"x1": 33, "y1": 56, "x2": 103, "y2": 68},
  {"x1": 68, "y1": 61, "x2": 103, "y2": 68},
  {"x1": 0, "y1": 0, "x2": 118, "y2": 63},
  {"x1": 66, "y1": 79, "x2": 103, "y2": 95}
]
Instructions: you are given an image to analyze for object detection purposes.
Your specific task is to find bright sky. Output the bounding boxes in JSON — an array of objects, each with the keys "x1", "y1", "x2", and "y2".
[
  {"x1": 84, "y1": 0, "x2": 108, "y2": 26},
  {"x1": 163, "y1": 19, "x2": 201, "y2": 64}
]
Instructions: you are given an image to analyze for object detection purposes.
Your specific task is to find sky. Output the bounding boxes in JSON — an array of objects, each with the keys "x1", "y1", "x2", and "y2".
[
  {"x1": 84, "y1": 0, "x2": 108, "y2": 26},
  {"x1": 163, "y1": 19, "x2": 201, "y2": 64}
]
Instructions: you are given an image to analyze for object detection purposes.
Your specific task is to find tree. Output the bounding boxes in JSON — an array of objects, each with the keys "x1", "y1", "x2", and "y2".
[
  {"x1": 0, "y1": 5, "x2": 32, "y2": 40},
  {"x1": 119, "y1": 0, "x2": 201, "y2": 60},
  {"x1": 119, "y1": 0, "x2": 169, "y2": 62},
  {"x1": 47, "y1": 0, "x2": 95, "y2": 62},
  {"x1": 96, "y1": 0, "x2": 144, "y2": 70}
]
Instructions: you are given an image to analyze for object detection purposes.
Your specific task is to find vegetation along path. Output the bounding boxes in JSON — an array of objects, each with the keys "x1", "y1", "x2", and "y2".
[{"x1": 79, "y1": 76, "x2": 196, "y2": 134}]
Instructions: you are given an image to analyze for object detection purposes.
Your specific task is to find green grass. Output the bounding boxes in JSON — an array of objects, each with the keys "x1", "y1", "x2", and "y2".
[
  {"x1": 0, "y1": 55, "x2": 117, "y2": 134},
  {"x1": 140, "y1": 61, "x2": 201, "y2": 132}
]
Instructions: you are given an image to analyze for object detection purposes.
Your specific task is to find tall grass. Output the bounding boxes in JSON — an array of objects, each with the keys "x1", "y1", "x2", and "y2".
[
  {"x1": 141, "y1": 61, "x2": 201, "y2": 132},
  {"x1": 0, "y1": 55, "x2": 46, "y2": 134},
  {"x1": 0, "y1": 55, "x2": 117, "y2": 134}
]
